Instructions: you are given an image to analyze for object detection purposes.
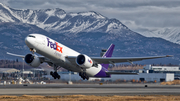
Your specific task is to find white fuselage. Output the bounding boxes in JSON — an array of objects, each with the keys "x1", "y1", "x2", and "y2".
[{"x1": 25, "y1": 34, "x2": 102, "y2": 77}]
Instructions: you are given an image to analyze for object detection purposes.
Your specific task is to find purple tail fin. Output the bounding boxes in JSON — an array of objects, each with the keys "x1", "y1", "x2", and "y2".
[{"x1": 101, "y1": 44, "x2": 115, "y2": 69}]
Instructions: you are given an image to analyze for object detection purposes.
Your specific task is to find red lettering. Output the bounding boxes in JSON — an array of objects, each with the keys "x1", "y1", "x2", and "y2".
[{"x1": 56, "y1": 42, "x2": 63, "y2": 53}]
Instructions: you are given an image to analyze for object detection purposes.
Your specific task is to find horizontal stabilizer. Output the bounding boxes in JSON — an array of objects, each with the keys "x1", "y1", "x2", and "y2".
[{"x1": 106, "y1": 71, "x2": 138, "y2": 75}]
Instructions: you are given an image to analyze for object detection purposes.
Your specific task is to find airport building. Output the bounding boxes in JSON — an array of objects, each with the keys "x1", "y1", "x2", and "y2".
[
  {"x1": 142, "y1": 65, "x2": 180, "y2": 77},
  {"x1": 0, "y1": 68, "x2": 48, "y2": 80},
  {"x1": 0, "y1": 68, "x2": 20, "y2": 73},
  {"x1": 101, "y1": 73, "x2": 174, "y2": 82}
]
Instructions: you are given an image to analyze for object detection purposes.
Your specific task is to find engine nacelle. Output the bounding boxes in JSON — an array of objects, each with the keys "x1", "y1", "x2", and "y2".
[
  {"x1": 76, "y1": 54, "x2": 93, "y2": 69},
  {"x1": 25, "y1": 54, "x2": 41, "y2": 67}
]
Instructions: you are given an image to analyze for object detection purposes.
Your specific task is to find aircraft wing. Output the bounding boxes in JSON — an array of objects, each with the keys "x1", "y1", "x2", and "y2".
[
  {"x1": 7, "y1": 52, "x2": 25, "y2": 58},
  {"x1": 66, "y1": 55, "x2": 172, "y2": 64},
  {"x1": 7, "y1": 52, "x2": 172, "y2": 64},
  {"x1": 6, "y1": 52, "x2": 47, "y2": 63},
  {"x1": 91, "y1": 55, "x2": 172, "y2": 64}
]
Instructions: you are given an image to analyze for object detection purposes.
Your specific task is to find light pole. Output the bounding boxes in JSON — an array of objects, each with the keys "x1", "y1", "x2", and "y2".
[
  {"x1": 22, "y1": 58, "x2": 24, "y2": 80},
  {"x1": 69, "y1": 71, "x2": 71, "y2": 82}
]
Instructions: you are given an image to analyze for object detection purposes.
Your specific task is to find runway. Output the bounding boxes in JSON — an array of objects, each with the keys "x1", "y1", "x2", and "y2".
[{"x1": 0, "y1": 83, "x2": 180, "y2": 96}]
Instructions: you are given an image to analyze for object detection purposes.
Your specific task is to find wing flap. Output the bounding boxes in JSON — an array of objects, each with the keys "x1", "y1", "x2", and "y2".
[{"x1": 106, "y1": 71, "x2": 138, "y2": 75}]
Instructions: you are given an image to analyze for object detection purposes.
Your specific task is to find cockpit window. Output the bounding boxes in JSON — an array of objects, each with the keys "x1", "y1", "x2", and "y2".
[{"x1": 28, "y1": 35, "x2": 36, "y2": 38}]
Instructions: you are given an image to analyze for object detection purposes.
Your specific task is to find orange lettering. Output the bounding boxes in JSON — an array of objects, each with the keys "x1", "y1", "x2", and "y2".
[{"x1": 56, "y1": 42, "x2": 63, "y2": 53}]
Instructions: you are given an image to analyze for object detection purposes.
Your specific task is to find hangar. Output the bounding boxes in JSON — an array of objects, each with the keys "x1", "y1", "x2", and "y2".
[{"x1": 0, "y1": 68, "x2": 20, "y2": 73}]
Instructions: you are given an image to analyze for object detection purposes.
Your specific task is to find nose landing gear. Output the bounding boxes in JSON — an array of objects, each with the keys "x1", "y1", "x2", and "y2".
[
  {"x1": 79, "y1": 72, "x2": 89, "y2": 80},
  {"x1": 30, "y1": 48, "x2": 36, "y2": 54}
]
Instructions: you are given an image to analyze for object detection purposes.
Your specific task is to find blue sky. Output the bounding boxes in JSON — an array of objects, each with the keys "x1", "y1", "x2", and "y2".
[{"x1": 0, "y1": 0, "x2": 180, "y2": 33}]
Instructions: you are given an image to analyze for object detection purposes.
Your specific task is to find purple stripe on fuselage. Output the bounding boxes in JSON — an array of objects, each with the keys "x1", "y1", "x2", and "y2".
[{"x1": 94, "y1": 66, "x2": 110, "y2": 77}]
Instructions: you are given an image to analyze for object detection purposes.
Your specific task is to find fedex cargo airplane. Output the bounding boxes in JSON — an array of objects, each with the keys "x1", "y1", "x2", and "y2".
[{"x1": 7, "y1": 34, "x2": 172, "y2": 80}]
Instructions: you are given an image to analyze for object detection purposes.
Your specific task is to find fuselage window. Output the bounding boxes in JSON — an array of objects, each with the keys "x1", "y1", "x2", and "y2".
[{"x1": 28, "y1": 35, "x2": 36, "y2": 38}]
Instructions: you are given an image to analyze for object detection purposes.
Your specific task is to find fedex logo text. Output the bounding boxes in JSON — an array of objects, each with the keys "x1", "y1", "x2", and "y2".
[
  {"x1": 47, "y1": 38, "x2": 63, "y2": 53},
  {"x1": 88, "y1": 59, "x2": 92, "y2": 64},
  {"x1": 47, "y1": 38, "x2": 56, "y2": 50}
]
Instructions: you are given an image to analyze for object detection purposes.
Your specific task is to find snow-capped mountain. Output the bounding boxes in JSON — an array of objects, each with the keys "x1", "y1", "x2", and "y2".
[
  {"x1": 0, "y1": 3, "x2": 127, "y2": 36},
  {"x1": 140, "y1": 28, "x2": 180, "y2": 45},
  {"x1": 0, "y1": 3, "x2": 180, "y2": 64}
]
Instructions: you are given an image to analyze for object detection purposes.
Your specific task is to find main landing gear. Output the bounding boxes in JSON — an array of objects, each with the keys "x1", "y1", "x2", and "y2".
[
  {"x1": 79, "y1": 72, "x2": 89, "y2": 80},
  {"x1": 50, "y1": 64, "x2": 61, "y2": 79},
  {"x1": 50, "y1": 71, "x2": 61, "y2": 79}
]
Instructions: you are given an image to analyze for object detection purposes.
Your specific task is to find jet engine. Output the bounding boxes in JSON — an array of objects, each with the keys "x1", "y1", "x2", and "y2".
[
  {"x1": 25, "y1": 54, "x2": 41, "y2": 67},
  {"x1": 76, "y1": 54, "x2": 93, "y2": 69}
]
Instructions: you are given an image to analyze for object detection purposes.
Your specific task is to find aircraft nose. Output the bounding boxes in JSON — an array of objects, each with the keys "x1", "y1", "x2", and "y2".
[
  {"x1": 25, "y1": 36, "x2": 30, "y2": 45},
  {"x1": 25, "y1": 35, "x2": 35, "y2": 47}
]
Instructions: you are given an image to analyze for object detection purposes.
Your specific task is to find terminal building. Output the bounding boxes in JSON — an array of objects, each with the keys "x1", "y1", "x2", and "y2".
[
  {"x1": 143, "y1": 65, "x2": 180, "y2": 76},
  {"x1": 101, "y1": 72, "x2": 174, "y2": 82}
]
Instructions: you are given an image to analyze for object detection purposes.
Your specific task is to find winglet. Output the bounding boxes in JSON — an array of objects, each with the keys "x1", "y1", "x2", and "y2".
[{"x1": 166, "y1": 55, "x2": 173, "y2": 57}]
